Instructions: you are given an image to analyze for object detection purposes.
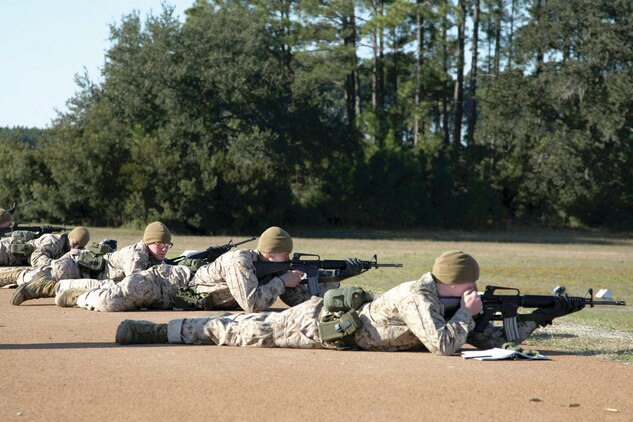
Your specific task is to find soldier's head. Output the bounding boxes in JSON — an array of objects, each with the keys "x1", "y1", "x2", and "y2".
[
  {"x1": 143, "y1": 221, "x2": 172, "y2": 261},
  {"x1": 0, "y1": 208, "x2": 13, "y2": 229},
  {"x1": 257, "y1": 226, "x2": 293, "y2": 262},
  {"x1": 432, "y1": 250, "x2": 479, "y2": 297},
  {"x1": 68, "y1": 226, "x2": 91, "y2": 249}
]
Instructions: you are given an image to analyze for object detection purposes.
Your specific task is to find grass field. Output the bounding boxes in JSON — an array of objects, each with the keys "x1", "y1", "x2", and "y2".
[{"x1": 89, "y1": 226, "x2": 633, "y2": 361}]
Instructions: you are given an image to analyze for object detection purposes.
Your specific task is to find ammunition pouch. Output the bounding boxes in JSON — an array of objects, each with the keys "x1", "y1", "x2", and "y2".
[
  {"x1": 318, "y1": 309, "x2": 362, "y2": 348},
  {"x1": 77, "y1": 250, "x2": 106, "y2": 272},
  {"x1": 173, "y1": 287, "x2": 214, "y2": 311},
  {"x1": 9, "y1": 231, "x2": 36, "y2": 265},
  {"x1": 323, "y1": 287, "x2": 373, "y2": 312},
  {"x1": 10, "y1": 241, "x2": 35, "y2": 257},
  {"x1": 319, "y1": 287, "x2": 371, "y2": 349},
  {"x1": 76, "y1": 241, "x2": 113, "y2": 273}
]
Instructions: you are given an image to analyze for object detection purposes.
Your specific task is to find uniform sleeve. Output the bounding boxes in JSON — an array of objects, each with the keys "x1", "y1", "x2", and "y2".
[
  {"x1": 396, "y1": 294, "x2": 476, "y2": 356},
  {"x1": 29, "y1": 235, "x2": 63, "y2": 268},
  {"x1": 122, "y1": 250, "x2": 146, "y2": 276},
  {"x1": 116, "y1": 243, "x2": 149, "y2": 277},
  {"x1": 29, "y1": 246, "x2": 52, "y2": 268},
  {"x1": 223, "y1": 257, "x2": 286, "y2": 312}
]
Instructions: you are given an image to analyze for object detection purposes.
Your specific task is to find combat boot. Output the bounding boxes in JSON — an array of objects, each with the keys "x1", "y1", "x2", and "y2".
[
  {"x1": 55, "y1": 288, "x2": 88, "y2": 308},
  {"x1": 0, "y1": 268, "x2": 24, "y2": 287},
  {"x1": 10, "y1": 275, "x2": 58, "y2": 305},
  {"x1": 115, "y1": 320, "x2": 168, "y2": 345}
]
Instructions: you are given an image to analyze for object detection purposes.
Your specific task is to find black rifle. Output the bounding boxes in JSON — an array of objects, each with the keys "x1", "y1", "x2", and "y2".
[
  {"x1": 1, "y1": 224, "x2": 67, "y2": 238},
  {"x1": 254, "y1": 252, "x2": 403, "y2": 296},
  {"x1": 440, "y1": 285, "x2": 626, "y2": 341},
  {"x1": 7, "y1": 201, "x2": 31, "y2": 215},
  {"x1": 164, "y1": 237, "x2": 257, "y2": 265}
]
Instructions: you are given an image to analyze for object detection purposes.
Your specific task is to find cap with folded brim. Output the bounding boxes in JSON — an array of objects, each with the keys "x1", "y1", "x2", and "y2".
[
  {"x1": 432, "y1": 250, "x2": 479, "y2": 284},
  {"x1": 143, "y1": 221, "x2": 172, "y2": 245},
  {"x1": 257, "y1": 226, "x2": 293, "y2": 253},
  {"x1": 68, "y1": 226, "x2": 91, "y2": 248}
]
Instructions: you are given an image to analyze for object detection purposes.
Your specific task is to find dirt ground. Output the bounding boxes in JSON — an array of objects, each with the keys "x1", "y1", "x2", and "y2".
[{"x1": 1, "y1": 289, "x2": 631, "y2": 421}]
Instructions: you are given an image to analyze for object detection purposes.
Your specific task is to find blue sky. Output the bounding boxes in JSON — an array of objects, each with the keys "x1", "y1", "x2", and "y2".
[{"x1": 1, "y1": 0, "x2": 194, "y2": 128}]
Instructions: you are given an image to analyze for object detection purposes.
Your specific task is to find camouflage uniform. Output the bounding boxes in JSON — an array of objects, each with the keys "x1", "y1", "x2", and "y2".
[
  {"x1": 74, "y1": 264, "x2": 192, "y2": 312},
  {"x1": 55, "y1": 240, "x2": 163, "y2": 292},
  {"x1": 193, "y1": 249, "x2": 339, "y2": 313},
  {"x1": 167, "y1": 273, "x2": 539, "y2": 355},
  {"x1": 12, "y1": 248, "x2": 84, "y2": 286},
  {"x1": 29, "y1": 233, "x2": 71, "y2": 268}
]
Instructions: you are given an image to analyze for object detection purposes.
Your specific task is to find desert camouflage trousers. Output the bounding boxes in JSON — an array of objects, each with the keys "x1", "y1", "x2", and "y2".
[
  {"x1": 75, "y1": 277, "x2": 178, "y2": 312},
  {"x1": 167, "y1": 296, "x2": 325, "y2": 349},
  {"x1": 56, "y1": 278, "x2": 115, "y2": 295},
  {"x1": 61, "y1": 265, "x2": 191, "y2": 312}
]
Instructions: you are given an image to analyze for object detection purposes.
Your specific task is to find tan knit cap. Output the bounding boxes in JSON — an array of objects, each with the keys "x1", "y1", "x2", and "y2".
[
  {"x1": 68, "y1": 226, "x2": 91, "y2": 248},
  {"x1": 257, "y1": 226, "x2": 293, "y2": 253},
  {"x1": 0, "y1": 208, "x2": 12, "y2": 226},
  {"x1": 432, "y1": 250, "x2": 479, "y2": 284},
  {"x1": 143, "y1": 221, "x2": 172, "y2": 245}
]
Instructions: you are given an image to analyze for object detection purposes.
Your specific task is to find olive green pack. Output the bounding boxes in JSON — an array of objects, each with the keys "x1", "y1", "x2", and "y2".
[
  {"x1": 319, "y1": 287, "x2": 373, "y2": 348},
  {"x1": 318, "y1": 309, "x2": 362, "y2": 344},
  {"x1": 9, "y1": 231, "x2": 36, "y2": 262},
  {"x1": 173, "y1": 287, "x2": 214, "y2": 310},
  {"x1": 10, "y1": 230, "x2": 36, "y2": 242},
  {"x1": 77, "y1": 242, "x2": 113, "y2": 272}
]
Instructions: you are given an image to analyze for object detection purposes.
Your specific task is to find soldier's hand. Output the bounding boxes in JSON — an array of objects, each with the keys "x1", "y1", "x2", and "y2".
[
  {"x1": 461, "y1": 290, "x2": 482, "y2": 317},
  {"x1": 279, "y1": 270, "x2": 304, "y2": 288},
  {"x1": 339, "y1": 258, "x2": 364, "y2": 278}
]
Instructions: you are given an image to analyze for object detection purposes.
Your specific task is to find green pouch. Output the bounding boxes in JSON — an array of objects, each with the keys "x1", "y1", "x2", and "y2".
[
  {"x1": 323, "y1": 287, "x2": 373, "y2": 312},
  {"x1": 88, "y1": 242, "x2": 112, "y2": 255},
  {"x1": 10, "y1": 241, "x2": 35, "y2": 257},
  {"x1": 318, "y1": 309, "x2": 362, "y2": 343},
  {"x1": 11, "y1": 230, "x2": 36, "y2": 242},
  {"x1": 77, "y1": 250, "x2": 106, "y2": 272},
  {"x1": 174, "y1": 287, "x2": 214, "y2": 311}
]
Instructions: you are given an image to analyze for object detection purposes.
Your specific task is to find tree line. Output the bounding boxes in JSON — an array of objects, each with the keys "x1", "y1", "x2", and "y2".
[{"x1": 1, "y1": 0, "x2": 632, "y2": 233}]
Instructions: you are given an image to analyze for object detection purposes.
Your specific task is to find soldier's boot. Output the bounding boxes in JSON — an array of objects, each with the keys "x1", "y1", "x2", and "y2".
[
  {"x1": 115, "y1": 320, "x2": 168, "y2": 345},
  {"x1": 10, "y1": 276, "x2": 58, "y2": 306},
  {"x1": 0, "y1": 268, "x2": 24, "y2": 287},
  {"x1": 55, "y1": 288, "x2": 89, "y2": 308}
]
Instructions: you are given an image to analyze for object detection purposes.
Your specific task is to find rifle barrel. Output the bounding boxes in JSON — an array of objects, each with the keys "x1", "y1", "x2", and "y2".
[
  {"x1": 589, "y1": 300, "x2": 626, "y2": 306},
  {"x1": 231, "y1": 236, "x2": 257, "y2": 247}
]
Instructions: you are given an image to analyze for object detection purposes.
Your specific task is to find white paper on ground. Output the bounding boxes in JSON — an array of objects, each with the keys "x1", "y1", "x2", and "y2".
[{"x1": 461, "y1": 348, "x2": 549, "y2": 361}]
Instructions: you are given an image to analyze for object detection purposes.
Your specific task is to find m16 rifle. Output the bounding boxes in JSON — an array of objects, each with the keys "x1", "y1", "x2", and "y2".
[
  {"x1": 440, "y1": 285, "x2": 626, "y2": 342},
  {"x1": 1, "y1": 201, "x2": 67, "y2": 238},
  {"x1": 254, "y1": 253, "x2": 403, "y2": 296},
  {"x1": 164, "y1": 237, "x2": 257, "y2": 266},
  {"x1": 1, "y1": 224, "x2": 68, "y2": 238}
]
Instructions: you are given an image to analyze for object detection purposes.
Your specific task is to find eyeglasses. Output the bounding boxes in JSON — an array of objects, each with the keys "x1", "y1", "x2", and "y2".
[{"x1": 154, "y1": 242, "x2": 173, "y2": 250}]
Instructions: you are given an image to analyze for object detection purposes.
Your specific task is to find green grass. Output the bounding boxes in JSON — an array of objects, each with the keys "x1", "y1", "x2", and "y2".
[{"x1": 89, "y1": 226, "x2": 633, "y2": 362}]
